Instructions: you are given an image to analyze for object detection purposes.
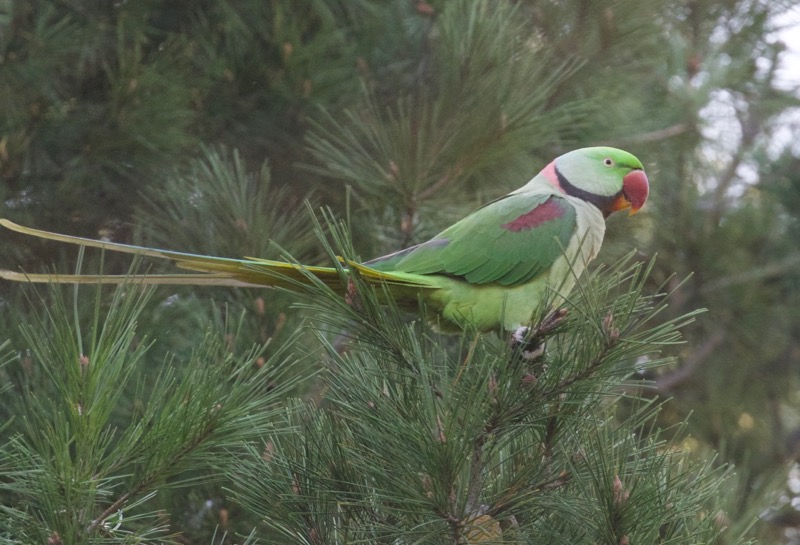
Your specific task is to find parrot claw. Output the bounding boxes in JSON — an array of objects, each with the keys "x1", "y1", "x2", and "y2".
[
  {"x1": 510, "y1": 308, "x2": 568, "y2": 362},
  {"x1": 511, "y1": 326, "x2": 546, "y2": 361}
]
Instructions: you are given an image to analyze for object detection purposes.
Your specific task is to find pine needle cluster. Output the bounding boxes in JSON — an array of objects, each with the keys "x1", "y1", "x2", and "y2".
[
  {"x1": 0, "y1": 282, "x2": 302, "y2": 543},
  {"x1": 2, "y1": 0, "x2": 798, "y2": 542},
  {"x1": 221, "y1": 221, "x2": 739, "y2": 544},
  {"x1": 0, "y1": 219, "x2": 746, "y2": 544}
]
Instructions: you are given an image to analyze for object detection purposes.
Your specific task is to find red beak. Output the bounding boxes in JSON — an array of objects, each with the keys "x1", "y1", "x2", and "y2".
[{"x1": 610, "y1": 169, "x2": 649, "y2": 215}]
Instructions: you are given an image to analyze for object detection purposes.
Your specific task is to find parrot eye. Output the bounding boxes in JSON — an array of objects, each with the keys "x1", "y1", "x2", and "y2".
[{"x1": 603, "y1": 158, "x2": 615, "y2": 167}]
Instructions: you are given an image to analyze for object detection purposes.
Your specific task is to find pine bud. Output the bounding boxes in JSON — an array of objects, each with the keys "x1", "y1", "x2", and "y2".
[
  {"x1": 21, "y1": 350, "x2": 33, "y2": 374},
  {"x1": 79, "y1": 354, "x2": 89, "y2": 373},
  {"x1": 345, "y1": 279, "x2": 363, "y2": 311},
  {"x1": 613, "y1": 475, "x2": 629, "y2": 505},
  {"x1": 463, "y1": 514, "x2": 502, "y2": 543},
  {"x1": 435, "y1": 414, "x2": 446, "y2": 443},
  {"x1": 488, "y1": 374, "x2": 499, "y2": 405},
  {"x1": 274, "y1": 312, "x2": 287, "y2": 336},
  {"x1": 603, "y1": 312, "x2": 620, "y2": 343},
  {"x1": 292, "y1": 476, "x2": 301, "y2": 495},
  {"x1": 713, "y1": 510, "x2": 730, "y2": 529},
  {"x1": 219, "y1": 507, "x2": 229, "y2": 528},
  {"x1": 415, "y1": 1, "x2": 435, "y2": 16},
  {"x1": 389, "y1": 160, "x2": 400, "y2": 180},
  {"x1": 262, "y1": 441, "x2": 276, "y2": 463},
  {"x1": 420, "y1": 474, "x2": 433, "y2": 498}
]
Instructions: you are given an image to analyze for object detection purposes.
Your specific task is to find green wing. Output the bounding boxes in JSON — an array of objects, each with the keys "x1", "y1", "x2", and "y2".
[{"x1": 368, "y1": 193, "x2": 577, "y2": 286}]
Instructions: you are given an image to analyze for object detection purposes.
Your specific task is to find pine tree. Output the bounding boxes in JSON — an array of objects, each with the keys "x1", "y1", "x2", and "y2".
[
  {"x1": 0, "y1": 228, "x2": 744, "y2": 544},
  {"x1": 617, "y1": 2, "x2": 800, "y2": 541},
  {"x1": 223, "y1": 224, "x2": 738, "y2": 544},
  {"x1": 2, "y1": 0, "x2": 800, "y2": 542},
  {"x1": 0, "y1": 281, "x2": 302, "y2": 543}
]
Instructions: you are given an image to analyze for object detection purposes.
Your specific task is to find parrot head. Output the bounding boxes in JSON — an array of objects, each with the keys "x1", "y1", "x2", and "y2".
[{"x1": 550, "y1": 147, "x2": 649, "y2": 217}]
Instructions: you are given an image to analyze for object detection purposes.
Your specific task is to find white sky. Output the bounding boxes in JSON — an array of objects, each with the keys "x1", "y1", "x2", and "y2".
[
  {"x1": 771, "y1": 7, "x2": 800, "y2": 158},
  {"x1": 699, "y1": 7, "x2": 800, "y2": 195},
  {"x1": 775, "y1": 7, "x2": 800, "y2": 90}
]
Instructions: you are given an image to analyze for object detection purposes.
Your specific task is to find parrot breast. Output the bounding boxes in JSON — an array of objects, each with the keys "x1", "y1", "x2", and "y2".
[{"x1": 427, "y1": 196, "x2": 605, "y2": 332}]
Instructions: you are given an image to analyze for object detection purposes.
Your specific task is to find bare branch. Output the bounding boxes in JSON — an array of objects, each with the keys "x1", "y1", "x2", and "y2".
[
  {"x1": 701, "y1": 254, "x2": 800, "y2": 293},
  {"x1": 602, "y1": 123, "x2": 690, "y2": 145},
  {"x1": 655, "y1": 329, "x2": 726, "y2": 392}
]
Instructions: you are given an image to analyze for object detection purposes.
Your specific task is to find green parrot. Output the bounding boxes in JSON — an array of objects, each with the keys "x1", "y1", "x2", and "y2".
[{"x1": 0, "y1": 147, "x2": 648, "y2": 333}]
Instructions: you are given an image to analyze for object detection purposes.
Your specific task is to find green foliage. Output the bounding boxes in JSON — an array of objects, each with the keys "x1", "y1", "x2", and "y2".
[
  {"x1": 136, "y1": 145, "x2": 318, "y2": 263},
  {"x1": 0, "y1": 282, "x2": 302, "y2": 543},
  {"x1": 133, "y1": 145, "x2": 321, "y2": 363},
  {"x1": 2, "y1": 0, "x2": 800, "y2": 542},
  {"x1": 304, "y1": 1, "x2": 593, "y2": 252},
  {"x1": 227, "y1": 239, "x2": 737, "y2": 543},
  {"x1": 306, "y1": 2, "x2": 583, "y2": 202}
]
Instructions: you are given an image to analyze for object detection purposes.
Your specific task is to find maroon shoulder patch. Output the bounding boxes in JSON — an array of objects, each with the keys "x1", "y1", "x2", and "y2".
[{"x1": 501, "y1": 198, "x2": 565, "y2": 232}]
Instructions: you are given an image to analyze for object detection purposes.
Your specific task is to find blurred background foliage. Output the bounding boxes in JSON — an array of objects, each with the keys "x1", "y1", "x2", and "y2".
[{"x1": 1, "y1": 0, "x2": 800, "y2": 542}]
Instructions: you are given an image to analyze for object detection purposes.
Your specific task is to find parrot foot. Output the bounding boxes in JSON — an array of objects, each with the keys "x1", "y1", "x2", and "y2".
[
  {"x1": 511, "y1": 327, "x2": 545, "y2": 361},
  {"x1": 510, "y1": 308, "x2": 568, "y2": 361}
]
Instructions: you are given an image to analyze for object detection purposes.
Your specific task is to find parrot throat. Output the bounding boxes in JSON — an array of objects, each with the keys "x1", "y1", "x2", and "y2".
[{"x1": 554, "y1": 165, "x2": 620, "y2": 215}]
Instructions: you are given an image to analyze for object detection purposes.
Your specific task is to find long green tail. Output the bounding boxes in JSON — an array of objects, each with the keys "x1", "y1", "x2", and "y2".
[{"x1": 0, "y1": 219, "x2": 433, "y2": 295}]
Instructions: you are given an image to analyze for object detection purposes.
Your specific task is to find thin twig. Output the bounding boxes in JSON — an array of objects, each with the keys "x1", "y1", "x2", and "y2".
[
  {"x1": 655, "y1": 329, "x2": 725, "y2": 392},
  {"x1": 701, "y1": 254, "x2": 800, "y2": 293},
  {"x1": 601, "y1": 123, "x2": 690, "y2": 145},
  {"x1": 87, "y1": 423, "x2": 216, "y2": 535},
  {"x1": 465, "y1": 433, "x2": 487, "y2": 515}
]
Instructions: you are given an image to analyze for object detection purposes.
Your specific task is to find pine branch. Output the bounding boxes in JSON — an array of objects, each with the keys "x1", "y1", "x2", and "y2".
[
  {"x1": 655, "y1": 328, "x2": 726, "y2": 392},
  {"x1": 218, "y1": 218, "x2": 739, "y2": 544},
  {"x1": 86, "y1": 418, "x2": 219, "y2": 535},
  {"x1": 0, "y1": 279, "x2": 303, "y2": 543},
  {"x1": 600, "y1": 122, "x2": 690, "y2": 145}
]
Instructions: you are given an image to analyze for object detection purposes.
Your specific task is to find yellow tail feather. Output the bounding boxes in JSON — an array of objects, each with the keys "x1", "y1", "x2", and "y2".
[
  {"x1": 0, "y1": 219, "x2": 435, "y2": 296},
  {"x1": 0, "y1": 270, "x2": 262, "y2": 287}
]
